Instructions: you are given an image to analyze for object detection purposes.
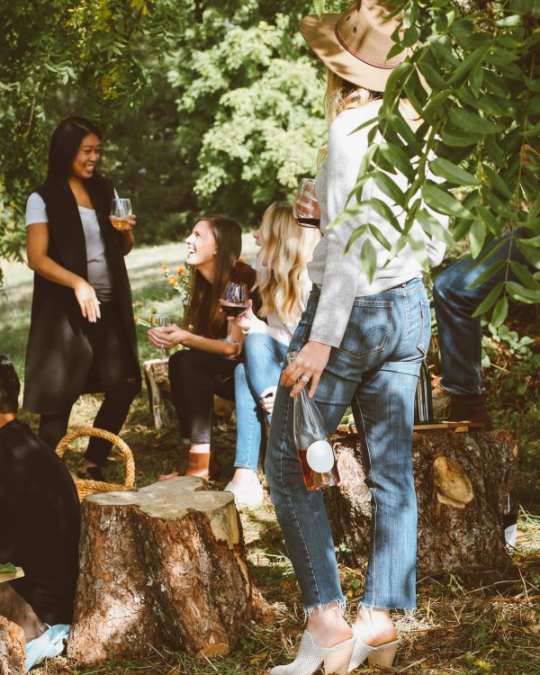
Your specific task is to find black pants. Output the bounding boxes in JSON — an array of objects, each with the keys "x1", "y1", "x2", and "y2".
[
  {"x1": 39, "y1": 302, "x2": 140, "y2": 465},
  {"x1": 168, "y1": 348, "x2": 237, "y2": 444}
]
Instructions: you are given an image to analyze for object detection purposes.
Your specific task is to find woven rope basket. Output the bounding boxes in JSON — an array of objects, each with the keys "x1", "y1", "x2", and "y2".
[{"x1": 55, "y1": 426, "x2": 135, "y2": 500}]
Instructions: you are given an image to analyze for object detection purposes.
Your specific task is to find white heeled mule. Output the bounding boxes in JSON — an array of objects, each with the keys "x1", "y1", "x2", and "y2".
[
  {"x1": 347, "y1": 623, "x2": 399, "y2": 672},
  {"x1": 270, "y1": 630, "x2": 354, "y2": 675}
]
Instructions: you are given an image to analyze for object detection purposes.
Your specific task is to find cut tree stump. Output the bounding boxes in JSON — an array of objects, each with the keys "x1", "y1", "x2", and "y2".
[
  {"x1": 143, "y1": 358, "x2": 176, "y2": 430},
  {"x1": 326, "y1": 428, "x2": 517, "y2": 574},
  {"x1": 67, "y1": 476, "x2": 267, "y2": 665},
  {"x1": 0, "y1": 616, "x2": 25, "y2": 675},
  {"x1": 143, "y1": 357, "x2": 235, "y2": 431}
]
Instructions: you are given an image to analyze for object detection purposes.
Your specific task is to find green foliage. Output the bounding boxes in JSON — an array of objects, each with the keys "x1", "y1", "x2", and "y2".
[{"x1": 351, "y1": 0, "x2": 540, "y2": 317}]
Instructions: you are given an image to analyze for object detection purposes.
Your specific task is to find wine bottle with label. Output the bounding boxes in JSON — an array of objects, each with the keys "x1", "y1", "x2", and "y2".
[
  {"x1": 292, "y1": 387, "x2": 340, "y2": 491},
  {"x1": 414, "y1": 361, "x2": 434, "y2": 424}
]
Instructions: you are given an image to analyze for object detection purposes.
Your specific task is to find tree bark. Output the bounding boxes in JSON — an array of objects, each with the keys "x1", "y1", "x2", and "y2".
[
  {"x1": 325, "y1": 429, "x2": 516, "y2": 574},
  {"x1": 143, "y1": 358, "x2": 176, "y2": 430},
  {"x1": 0, "y1": 616, "x2": 25, "y2": 675},
  {"x1": 67, "y1": 476, "x2": 267, "y2": 665}
]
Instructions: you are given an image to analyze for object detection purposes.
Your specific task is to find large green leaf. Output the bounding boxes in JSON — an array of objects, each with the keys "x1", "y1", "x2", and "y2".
[
  {"x1": 506, "y1": 281, "x2": 540, "y2": 303},
  {"x1": 416, "y1": 208, "x2": 454, "y2": 245},
  {"x1": 449, "y1": 108, "x2": 503, "y2": 135},
  {"x1": 510, "y1": 261, "x2": 540, "y2": 290},
  {"x1": 448, "y1": 45, "x2": 490, "y2": 86},
  {"x1": 429, "y1": 158, "x2": 479, "y2": 186},
  {"x1": 468, "y1": 259, "x2": 506, "y2": 288},
  {"x1": 482, "y1": 164, "x2": 513, "y2": 199},
  {"x1": 371, "y1": 171, "x2": 406, "y2": 208},
  {"x1": 378, "y1": 143, "x2": 414, "y2": 181},
  {"x1": 360, "y1": 238, "x2": 378, "y2": 283},
  {"x1": 345, "y1": 224, "x2": 368, "y2": 253},
  {"x1": 471, "y1": 282, "x2": 504, "y2": 317},
  {"x1": 422, "y1": 183, "x2": 473, "y2": 218},
  {"x1": 469, "y1": 219, "x2": 487, "y2": 258},
  {"x1": 382, "y1": 62, "x2": 413, "y2": 111},
  {"x1": 491, "y1": 295, "x2": 508, "y2": 327},
  {"x1": 362, "y1": 198, "x2": 402, "y2": 232}
]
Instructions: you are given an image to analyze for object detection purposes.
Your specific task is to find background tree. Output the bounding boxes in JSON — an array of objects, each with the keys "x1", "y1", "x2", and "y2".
[{"x1": 350, "y1": 0, "x2": 540, "y2": 322}]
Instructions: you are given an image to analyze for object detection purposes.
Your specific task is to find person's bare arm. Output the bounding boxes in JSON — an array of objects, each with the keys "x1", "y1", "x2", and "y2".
[
  {"x1": 26, "y1": 222, "x2": 101, "y2": 322},
  {"x1": 148, "y1": 325, "x2": 242, "y2": 358}
]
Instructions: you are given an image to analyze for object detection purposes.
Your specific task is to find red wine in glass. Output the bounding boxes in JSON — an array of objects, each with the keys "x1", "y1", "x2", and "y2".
[
  {"x1": 220, "y1": 302, "x2": 248, "y2": 317},
  {"x1": 220, "y1": 282, "x2": 249, "y2": 318}
]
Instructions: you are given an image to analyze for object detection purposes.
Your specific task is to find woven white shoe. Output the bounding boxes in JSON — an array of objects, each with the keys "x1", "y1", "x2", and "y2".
[
  {"x1": 347, "y1": 623, "x2": 399, "y2": 672},
  {"x1": 270, "y1": 630, "x2": 354, "y2": 675},
  {"x1": 224, "y1": 474, "x2": 264, "y2": 508}
]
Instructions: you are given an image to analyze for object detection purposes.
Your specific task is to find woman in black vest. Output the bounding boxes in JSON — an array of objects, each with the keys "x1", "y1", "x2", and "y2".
[{"x1": 24, "y1": 117, "x2": 141, "y2": 481}]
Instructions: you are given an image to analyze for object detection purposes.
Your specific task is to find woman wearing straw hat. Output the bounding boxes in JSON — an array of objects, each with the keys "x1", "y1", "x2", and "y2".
[{"x1": 266, "y1": 2, "x2": 448, "y2": 673}]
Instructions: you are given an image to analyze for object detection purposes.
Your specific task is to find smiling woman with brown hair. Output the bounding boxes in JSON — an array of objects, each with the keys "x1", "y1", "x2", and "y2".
[
  {"x1": 147, "y1": 215, "x2": 258, "y2": 480},
  {"x1": 24, "y1": 116, "x2": 140, "y2": 481}
]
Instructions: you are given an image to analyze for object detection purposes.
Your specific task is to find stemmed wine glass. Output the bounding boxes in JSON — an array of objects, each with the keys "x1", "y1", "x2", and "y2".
[
  {"x1": 293, "y1": 178, "x2": 320, "y2": 228},
  {"x1": 110, "y1": 198, "x2": 133, "y2": 231},
  {"x1": 219, "y1": 282, "x2": 249, "y2": 318},
  {"x1": 154, "y1": 313, "x2": 171, "y2": 360}
]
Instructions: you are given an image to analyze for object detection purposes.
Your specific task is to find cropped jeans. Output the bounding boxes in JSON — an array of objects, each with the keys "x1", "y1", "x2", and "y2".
[
  {"x1": 433, "y1": 231, "x2": 531, "y2": 396},
  {"x1": 234, "y1": 333, "x2": 288, "y2": 471},
  {"x1": 265, "y1": 278, "x2": 430, "y2": 611}
]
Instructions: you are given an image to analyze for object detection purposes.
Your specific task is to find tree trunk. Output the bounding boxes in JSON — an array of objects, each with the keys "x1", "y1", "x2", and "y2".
[
  {"x1": 143, "y1": 358, "x2": 176, "y2": 430},
  {"x1": 67, "y1": 476, "x2": 268, "y2": 665},
  {"x1": 0, "y1": 616, "x2": 25, "y2": 675},
  {"x1": 326, "y1": 428, "x2": 516, "y2": 574}
]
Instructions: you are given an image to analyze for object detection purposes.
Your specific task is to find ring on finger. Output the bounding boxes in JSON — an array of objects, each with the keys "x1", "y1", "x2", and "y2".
[{"x1": 300, "y1": 374, "x2": 310, "y2": 384}]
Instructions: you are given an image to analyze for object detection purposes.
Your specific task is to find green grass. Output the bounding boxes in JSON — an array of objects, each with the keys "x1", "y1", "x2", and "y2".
[{"x1": 1, "y1": 242, "x2": 539, "y2": 674}]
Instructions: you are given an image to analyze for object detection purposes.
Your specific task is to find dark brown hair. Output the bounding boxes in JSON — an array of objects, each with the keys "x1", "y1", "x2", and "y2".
[
  {"x1": 48, "y1": 117, "x2": 102, "y2": 179},
  {"x1": 0, "y1": 355, "x2": 20, "y2": 414},
  {"x1": 185, "y1": 215, "x2": 244, "y2": 338}
]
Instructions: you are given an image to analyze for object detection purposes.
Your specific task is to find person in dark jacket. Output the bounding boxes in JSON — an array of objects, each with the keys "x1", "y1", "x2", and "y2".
[
  {"x1": 24, "y1": 117, "x2": 141, "y2": 481},
  {"x1": 0, "y1": 355, "x2": 80, "y2": 627}
]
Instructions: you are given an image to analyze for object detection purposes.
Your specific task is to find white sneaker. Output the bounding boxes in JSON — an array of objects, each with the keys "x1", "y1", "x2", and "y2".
[{"x1": 224, "y1": 474, "x2": 264, "y2": 508}]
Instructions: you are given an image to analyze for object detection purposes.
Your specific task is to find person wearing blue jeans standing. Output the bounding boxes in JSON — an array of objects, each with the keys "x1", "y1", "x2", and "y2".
[
  {"x1": 264, "y1": 5, "x2": 448, "y2": 674},
  {"x1": 225, "y1": 202, "x2": 319, "y2": 507},
  {"x1": 433, "y1": 231, "x2": 531, "y2": 426}
]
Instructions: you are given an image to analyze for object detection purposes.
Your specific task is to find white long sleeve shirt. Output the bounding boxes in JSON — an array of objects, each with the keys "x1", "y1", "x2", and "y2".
[{"x1": 308, "y1": 101, "x2": 448, "y2": 348}]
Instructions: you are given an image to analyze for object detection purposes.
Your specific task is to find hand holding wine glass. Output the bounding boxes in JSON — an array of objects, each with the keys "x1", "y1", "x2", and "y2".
[
  {"x1": 219, "y1": 282, "x2": 249, "y2": 318},
  {"x1": 293, "y1": 178, "x2": 321, "y2": 228},
  {"x1": 110, "y1": 197, "x2": 136, "y2": 232}
]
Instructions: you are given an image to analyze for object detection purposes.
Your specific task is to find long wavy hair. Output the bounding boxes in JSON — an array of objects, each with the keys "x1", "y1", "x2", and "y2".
[
  {"x1": 256, "y1": 203, "x2": 319, "y2": 326},
  {"x1": 185, "y1": 215, "x2": 244, "y2": 338}
]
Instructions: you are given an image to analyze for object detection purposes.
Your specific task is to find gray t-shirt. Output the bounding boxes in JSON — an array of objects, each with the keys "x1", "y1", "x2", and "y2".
[{"x1": 26, "y1": 192, "x2": 113, "y2": 301}]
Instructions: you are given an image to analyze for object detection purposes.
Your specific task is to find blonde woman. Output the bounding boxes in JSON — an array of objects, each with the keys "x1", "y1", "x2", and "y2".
[
  {"x1": 265, "y1": 3, "x2": 448, "y2": 673},
  {"x1": 224, "y1": 202, "x2": 319, "y2": 507}
]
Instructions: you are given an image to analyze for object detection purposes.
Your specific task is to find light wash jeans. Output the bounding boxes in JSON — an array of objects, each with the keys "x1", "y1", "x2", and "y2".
[
  {"x1": 266, "y1": 278, "x2": 430, "y2": 611},
  {"x1": 234, "y1": 333, "x2": 288, "y2": 471},
  {"x1": 433, "y1": 231, "x2": 531, "y2": 395}
]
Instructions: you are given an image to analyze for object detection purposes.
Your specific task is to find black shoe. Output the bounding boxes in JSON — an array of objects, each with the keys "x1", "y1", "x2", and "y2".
[
  {"x1": 78, "y1": 465, "x2": 105, "y2": 482},
  {"x1": 448, "y1": 394, "x2": 492, "y2": 428}
]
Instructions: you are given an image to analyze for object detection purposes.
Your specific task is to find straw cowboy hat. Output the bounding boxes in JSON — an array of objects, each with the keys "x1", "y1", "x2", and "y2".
[{"x1": 300, "y1": 0, "x2": 406, "y2": 92}]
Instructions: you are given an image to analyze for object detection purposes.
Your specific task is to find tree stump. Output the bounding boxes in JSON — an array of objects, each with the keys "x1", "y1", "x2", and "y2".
[
  {"x1": 0, "y1": 616, "x2": 25, "y2": 675},
  {"x1": 67, "y1": 476, "x2": 266, "y2": 665},
  {"x1": 326, "y1": 428, "x2": 516, "y2": 574},
  {"x1": 143, "y1": 358, "x2": 176, "y2": 430}
]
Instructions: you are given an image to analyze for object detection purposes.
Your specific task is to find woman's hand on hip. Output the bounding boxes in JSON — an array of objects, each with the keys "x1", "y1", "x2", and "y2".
[
  {"x1": 73, "y1": 279, "x2": 101, "y2": 323},
  {"x1": 281, "y1": 340, "x2": 332, "y2": 398},
  {"x1": 147, "y1": 325, "x2": 187, "y2": 349},
  {"x1": 260, "y1": 386, "x2": 277, "y2": 415}
]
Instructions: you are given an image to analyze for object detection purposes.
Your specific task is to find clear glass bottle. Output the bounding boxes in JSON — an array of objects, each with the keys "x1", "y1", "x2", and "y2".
[{"x1": 292, "y1": 386, "x2": 340, "y2": 491}]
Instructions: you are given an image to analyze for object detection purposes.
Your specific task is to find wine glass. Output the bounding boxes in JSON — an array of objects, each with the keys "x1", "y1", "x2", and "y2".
[
  {"x1": 110, "y1": 198, "x2": 133, "y2": 231},
  {"x1": 293, "y1": 178, "x2": 320, "y2": 228},
  {"x1": 154, "y1": 313, "x2": 171, "y2": 360},
  {"x1": 219, "y1": 282, "x2": 249, "y2": 318}
]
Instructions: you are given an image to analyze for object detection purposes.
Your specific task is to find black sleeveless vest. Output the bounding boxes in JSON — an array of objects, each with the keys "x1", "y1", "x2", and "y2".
[{"x1": 23, "y1": 175, "x2": 140, "y2": 413}]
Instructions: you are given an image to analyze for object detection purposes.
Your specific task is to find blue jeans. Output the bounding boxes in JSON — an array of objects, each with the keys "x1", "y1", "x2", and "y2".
[
  {"x1": 266, "y1": 278, "x2": 430, "y2": 611},
  {"x1": 234, "y1": 333, "x2": 288, "y2": 471},
  {"x1": 433, "y1": 232, "x2": 530, "y2": 396}
]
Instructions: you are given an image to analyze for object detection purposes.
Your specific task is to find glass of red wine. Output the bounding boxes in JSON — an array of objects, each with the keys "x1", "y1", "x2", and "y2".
[
  {"x1": 219, "y1": 282, "x2": 249, "y2": 318},
  {"x1": 293, "y1": 178, "x2": 320, "y2": 228}
]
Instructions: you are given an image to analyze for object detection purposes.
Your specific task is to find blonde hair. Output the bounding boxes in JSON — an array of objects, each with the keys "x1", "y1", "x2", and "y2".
[
  {"x1": 324, "y1": 70, "x2": 380, "y2": 124},
  {"x1": 257, "y1": 202, "x2": 319, "y2": 325}
]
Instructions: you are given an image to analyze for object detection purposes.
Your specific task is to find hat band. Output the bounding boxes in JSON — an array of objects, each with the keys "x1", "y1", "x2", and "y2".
[{"x1": 334, "y1": 25, "x2": 400, "y2": 70}]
